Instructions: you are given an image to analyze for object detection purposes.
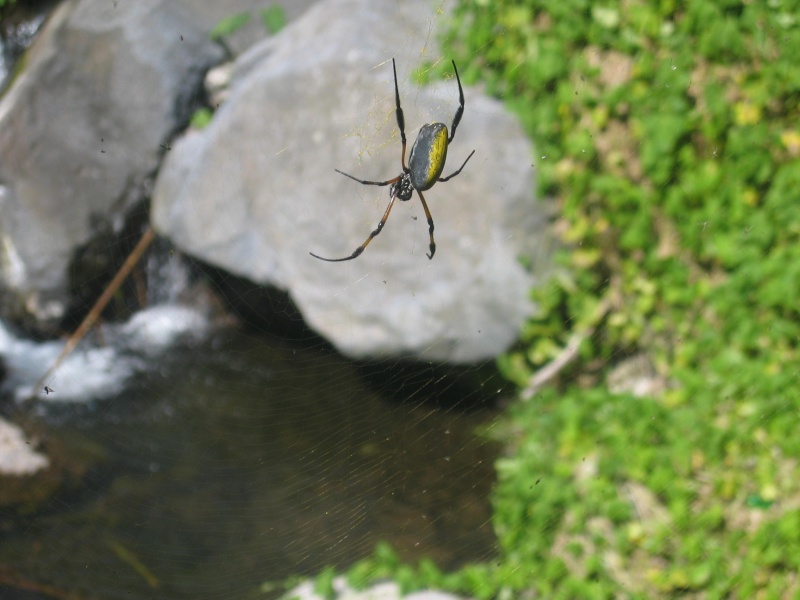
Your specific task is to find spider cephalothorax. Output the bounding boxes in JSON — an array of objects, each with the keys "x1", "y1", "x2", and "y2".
[
  {"x1": 390, "y1": 174, "x2": 414, "y2": 202},
  {"x1": 310, "y1": 58, "x2": 475, "y2": 262}
]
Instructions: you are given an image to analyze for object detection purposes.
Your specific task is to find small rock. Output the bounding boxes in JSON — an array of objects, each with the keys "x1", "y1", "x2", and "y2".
[
  {"x1": 285, "y1": 576, "x2": 471, "y2": 600},
  {"x1": 0, "y1": 417, "x2": 48, "y2": 476}
]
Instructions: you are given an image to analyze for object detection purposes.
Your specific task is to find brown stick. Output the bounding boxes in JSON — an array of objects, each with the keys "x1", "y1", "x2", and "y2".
[
  {"x1": 0, "y1": 564, "x2": 88, "y2": 600},
  {"x1": 521, "y1": 332, "x2": 586, "y2": 399},
  {"x1": 521, "y1": 298, "x2": 611, "y2": 399},
  {"x1": 29, "y1": 227, "x2": 156, "y2": 400}
]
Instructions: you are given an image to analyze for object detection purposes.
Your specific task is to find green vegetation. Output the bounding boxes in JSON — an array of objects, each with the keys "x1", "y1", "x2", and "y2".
[
  {"x1": 280, "y1": 0, "x2": 800, "y2": 597},
  {"x1": 261, "y1": 6, "x2": 287, "y2": 35},
  {"x1": 210, "y1": 12, "x2": 252, "y2": 42},
  {"x1": 209, "y1": 6, "x2": 286, "y2": 42},
  {"x1": 190, "y1": 107, "x2": 213, "y2": 130}
]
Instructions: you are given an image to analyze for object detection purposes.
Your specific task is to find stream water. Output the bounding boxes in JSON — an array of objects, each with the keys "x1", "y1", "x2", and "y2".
[{"x1": 0, "y1": 320, "x2": 499, "y2": 600}]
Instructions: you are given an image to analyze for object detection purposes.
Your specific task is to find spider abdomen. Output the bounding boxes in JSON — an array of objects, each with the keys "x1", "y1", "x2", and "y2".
[{"x1": 408, "y1": 123, "x2": 449, "y2": 191}]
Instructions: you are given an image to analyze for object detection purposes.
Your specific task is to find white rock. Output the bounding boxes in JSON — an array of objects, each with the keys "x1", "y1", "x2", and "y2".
[
  {"x1": 284, "y1": 576, "x2": 470, "y2": 600},
  {"x1": 0, "y1": 417, "x2": 48, "y2": 476}
]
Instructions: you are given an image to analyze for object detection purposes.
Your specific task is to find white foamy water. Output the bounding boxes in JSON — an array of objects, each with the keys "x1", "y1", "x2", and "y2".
[{"x1": 0, "y1": 304, "x2": 209, "y2": 403}]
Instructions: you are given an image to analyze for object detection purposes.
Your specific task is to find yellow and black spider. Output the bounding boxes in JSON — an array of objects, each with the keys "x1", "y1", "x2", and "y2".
[{"x1": 310, "y1": 58, "x2": 475, "y2": 262}]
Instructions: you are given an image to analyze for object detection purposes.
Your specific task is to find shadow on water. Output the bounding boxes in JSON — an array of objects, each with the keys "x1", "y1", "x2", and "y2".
[{"x1": 0, "y1": 329, "x2": 500, "y2": 600}]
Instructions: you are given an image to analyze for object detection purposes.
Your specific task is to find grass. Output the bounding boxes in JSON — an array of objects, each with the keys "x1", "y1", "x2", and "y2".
[{"x1": 277, "y1": 0, "x2": 800, "y2": 597}]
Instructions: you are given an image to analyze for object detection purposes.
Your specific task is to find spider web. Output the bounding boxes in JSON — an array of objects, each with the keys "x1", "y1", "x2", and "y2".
[
  {"x1": 0, "y1": 5, "x2": 503, "y2": 600},
  {"x1": 2, "y1": 1, "x2": 792, "y2": 599}
]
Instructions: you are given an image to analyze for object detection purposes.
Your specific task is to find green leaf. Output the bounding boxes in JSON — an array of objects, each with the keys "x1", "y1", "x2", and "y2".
[
  {"x1": 261, "y1": 6, "x2": 286, "y2": 35},
  {"x1": 190, "y1": 107, "x2": 213, "y2": 130},
  {"x1": 209, "y1": 12, "x2": 251, "y2": 41}
]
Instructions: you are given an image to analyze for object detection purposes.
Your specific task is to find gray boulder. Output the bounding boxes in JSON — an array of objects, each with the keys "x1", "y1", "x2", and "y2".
[
  {"x1": 0, "y1": 0, "x2": 224, "y2": 329},
  {"x1": 152, "y1": 0, "x2": 550, "y2": 363}
]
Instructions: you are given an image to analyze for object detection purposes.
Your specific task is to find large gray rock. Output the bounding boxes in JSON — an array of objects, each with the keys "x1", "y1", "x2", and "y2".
[
  {"x1": 0, "y1": 0, "x2": 224, "y2": 328},
  {"x1": 152, "y1": 0, "x2": 550, "y2": 363}
]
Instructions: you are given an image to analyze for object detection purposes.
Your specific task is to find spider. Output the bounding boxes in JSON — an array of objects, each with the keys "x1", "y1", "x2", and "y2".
[{"x1": 310, "y1": 58, "x2": 475, "y2": 262}]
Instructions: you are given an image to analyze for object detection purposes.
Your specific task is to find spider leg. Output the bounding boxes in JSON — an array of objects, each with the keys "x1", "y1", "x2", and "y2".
[
  {"x1": 448, "y1": 60, "x2": 465, "y2": 144},
  {"x1": 416, "y1": 189, "x2": 436, "y2": 260},
  {"x1": 335, "y1": 170, "x2": 399, "y2": 187},
  {"x1": 438, "y1": 149, "x2": 475, "y2": 182},
  {"x1": 392, "y1": 58, "x2": 408, "y2": 171},
  {"x1": 310, "y1": 193, "x2": 400, "y2": 262}
]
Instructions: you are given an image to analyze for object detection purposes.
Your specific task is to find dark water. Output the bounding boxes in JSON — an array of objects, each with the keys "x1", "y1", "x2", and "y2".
[{"x1": 0, "y1": 329, "x2": 499, "y2": 600}]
